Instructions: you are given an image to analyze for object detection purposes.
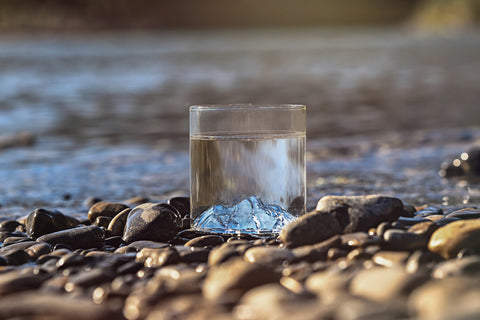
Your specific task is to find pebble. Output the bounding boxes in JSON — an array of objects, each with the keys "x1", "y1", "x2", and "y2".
[
  {"x1": 26, "y1": 208, "x2": 79, "y2": 238},
  {"x1": 203, "y1": 257, "x2": 281, "y2": 303},
  {"x1": 315, "y1": 195, "x2": 404, "y2": 233},
  {"x1": 122, "y1": 203, "x2": 182, "y2": 243},
  {"x1": 350, "y1": 267, "x2": 428, "y2": 302},
  {"x1": 279, "y1": 210, "x2": 341, "y2": 248},
  {"x1": 305, "y1": 270, "x2": 353, "y2": 303},
  {"x1": 37, "y1": 225, "x2": 105, "y2": 250},
  {"x1": 446, "y1": 208, "x2": 480, "y2": 219},
  {"x1": 208, "y1": 243, "x2": 241, "y2": 266},
  {"x1": 428, "y1": 219, "x2": 480, "y2": 259},
  {"x1": 432, "y1": 256, "x2": 480, "y2": 278},
  {"x1": 88, "y1": 201, "x2": 130, "y2": 223},
  {"x1": 107, "y1": 208, "x2": 131, "y2": 237},
  {"x1": 0, "y1": 268, "x2": 51, "y2": 295},
  {"x1": 383, "y1": 229, "x2": 429, "y2": 251},
  {"x1": 372, "y1": 251, "x2": 410, "y2": 268},
  {"x1": 405, "y1": 250, "x2": 442, "y2": 274},
  {"x1": 0, "y1": 220, "x2": 21, "y2": 232},
  {"x1": 0, "y1": 248, "x2": 31, "y2": 265},
  {"x1": 244, "y1": 246, "x2": 295, "y2": 266},
  {"x1": 409, "y1": 276, "x2": 480, "y2": 320},
  {"x1": 407, "y1": 221, "x2": 438, "y2": 237},
  {"x1": 0, "y1": 291, "x2": 123, "y2": 319},
  {"x1": 185, "y1": 235, "x2": 225, "y2": 247},
  {"x1": 127, "y1": 240, "x2": 170, "y2": 251},
  {"x1": 65, "y1": 268, "x2": 115, "y2": 291},
  {"x1": 341, "y1": 232, "x2": 379, "y2": 248}
]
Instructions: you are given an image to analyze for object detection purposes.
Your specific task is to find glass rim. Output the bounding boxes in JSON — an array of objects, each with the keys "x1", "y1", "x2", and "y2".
[{"x1": 190, "y1": 104, "x2": 306, "y2": 111}]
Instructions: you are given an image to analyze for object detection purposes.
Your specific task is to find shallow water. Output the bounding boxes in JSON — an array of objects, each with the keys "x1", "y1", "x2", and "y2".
[{"x1": 0, "y1": 28, "x2": 479, "y2": 219}]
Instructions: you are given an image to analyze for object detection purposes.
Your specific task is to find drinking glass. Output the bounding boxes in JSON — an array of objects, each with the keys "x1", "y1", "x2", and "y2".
[{"x1": 190, "y1": 104, "x2": 306, "y2": 234}]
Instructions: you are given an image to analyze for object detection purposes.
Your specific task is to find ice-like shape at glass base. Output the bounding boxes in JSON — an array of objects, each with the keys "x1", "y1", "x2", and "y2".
[{"x1": 192, "y1": 196, "x2": 297, "y2": 234}]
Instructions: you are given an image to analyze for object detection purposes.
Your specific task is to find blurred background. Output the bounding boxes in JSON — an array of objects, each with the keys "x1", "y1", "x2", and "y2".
[{"x1": 0, "y1": 0, "x2": 479, "y2": 216}]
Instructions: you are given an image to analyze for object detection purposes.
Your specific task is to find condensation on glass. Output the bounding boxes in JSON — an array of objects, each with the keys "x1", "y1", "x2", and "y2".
[{"x1": 190, "y1": 104, "x2": 306, "y2": 234}]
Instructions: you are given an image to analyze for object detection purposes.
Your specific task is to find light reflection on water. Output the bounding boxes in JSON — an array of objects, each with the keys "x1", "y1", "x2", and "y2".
[{"x1": 0, "y1": 28, "x2": 479, "y2": 218}]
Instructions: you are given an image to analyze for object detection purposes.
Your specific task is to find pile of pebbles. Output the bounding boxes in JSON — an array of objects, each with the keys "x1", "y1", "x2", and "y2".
[{"x1": 0, "y1": 194, "x2": 479, "y2": 319}]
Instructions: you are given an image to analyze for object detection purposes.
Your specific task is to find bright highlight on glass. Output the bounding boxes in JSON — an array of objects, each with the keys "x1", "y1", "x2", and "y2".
[{"x1": 190, "y1": 104, "x2": 306, "y2": 234}]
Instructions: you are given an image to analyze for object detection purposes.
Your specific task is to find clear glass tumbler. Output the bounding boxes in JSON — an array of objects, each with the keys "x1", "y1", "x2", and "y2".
[{"x1": 190, "y1": 104, "x2": 306, "y2": 234}]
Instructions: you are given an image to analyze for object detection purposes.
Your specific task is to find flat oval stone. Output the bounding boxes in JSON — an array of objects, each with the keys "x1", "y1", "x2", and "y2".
[
  {"x1": 396, "y1": 217, "x2": 431, "y2": 227},
  {"x1": 428, "y1": 219, "x2": 480, "y2": 259},
  {"x1": 185, "y1": 235, "x2": 225, "y2": 248},
  {"x1": 244, "y1": 246, "x2": 294, "y2": 265},
  {"x1": 0, "y1": 268, "x2": 51, "y2": 295},
  {"x1": 446, "y1": 208, "x2": 480, "y2": 219},
  {"x1": 203, "y1": 257, "x2": 281, "y2": 302},
  {"x1": 24, "y1": 242, "x2": 53, "y2": 258},
  {"x1": 408, "y1": 221, "x2": 438, "y2": 237},
  {"x1": 56, "y1": 253, "x2": 87, "y2": 269},
  {"x1": 383, "y1": 229, "x2": 429, "y2": 251},
  {"x1": 65, "y1": 268, "x2": 114, "y2": 291},
  {"x1": 88, "y1": 201, "x2": 129, "y2": 223},
  {"x1": 107, "y1": 208, "x2": 131, "y2": 237},
  {"x1": 350, "y1": 267, "x2": 428, "y2": 302},
  {"x1": 0, "y1": 248, "x2": 30, "y2": 266},
  {"x1": 414, "y1": 206, "x2": 443, "y2": 217},
  {"x1": 341, "y1": 232, "x2": 379, "y2": 248},
  {"x1": 122, "y1": 203, "x2": 182, "y2": 243},
  {"x1": 37, "y1": 225, "x2": 105, "y2": 250},
  {"x1": 432, "y1": 256, "x2": 480, "y2": 278},
  {"x1": 372, "y1": 251, "x2": 410, "y2": 268}
]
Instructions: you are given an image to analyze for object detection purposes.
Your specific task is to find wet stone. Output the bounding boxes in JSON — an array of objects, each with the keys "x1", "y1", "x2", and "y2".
[
  {"x1": 0, "y1": 220, "x2": 21, "y2": 232},
  {"x1": 446, "y1": 208, "x2": 480, "y2": 219},
  {"x1": 406, "y1": 250, "x2": 442, "y2": 274},
  {"x1": 434, "y1": 217, "x2": 461, "y2": 227},
  {"x1": 372, "y1": 251, "x2": 410, "y2": 268},
  {"x1": 341, "y1": 232, "x2": 379, "y2": 248},
  {"x1": 88, "y1": 201, "x2": 129, "y2": 223},
  {"x1": 122, "y1": 203, "x2": 182, "y2": 243},
  {"x1": 105, "y1": 235, "x2": 123, "y2": 247},
  {"x1": 428, "y1": 219, "x2": 480, "y2": 259},
  {"x1": 203, "y1": 257, "x2": 281, "y2": 303},
  {"x1": 327, "y1": 247, "x2": 348, "y2": 261},
  {"x1": 408, "y1": 221, "x2": 438, "y2": 237},
  {"x1": 0, "y1": 248, "x2": 30, "y2": 266},
  {"x1": 168, "y1": 196, "x2": 190, "y2": 217},
  {"x1": 107, "y1": 208, "x2": 131, "y2": 237},
  {"x1": 244, "y1": 246, "x2": 294, "y2": 266},
  {"x1": 65, "y1": 268, "x2": 115, "y2": 291},
  {"x1": 432, "y1": 256, "x2": 480, "y2": 279},
  {"x1": 0, "y1": 231, "x2": 25, "y2": 242},
  {"x1": 0, "y1": 240, "x2": 37, "y2": 251},
  {"x1": 414, "y1": 206, "x2": 443, "y2": 217},
  {"x1": 396, "y1": 217, "x2": 431, "y2": 227},
  {"x1": 383, "y1": 229, "x2": 429, "y2": 251},
  {"x1": 2, "y1": 236, "x2": 30, "y2": 245},
  {"x1": 315, "y1": 195, "x2": 404, "y2": 233},
  {"x1": 176, "y1": 229, "x2": 210, "y2": 239},
  {"x1": 179, "y1": 246, "x2": 210, "y2": 263},
  {"x1": 424, "y1": 214, "x2": 445, "y2": 222},
  {"x1": 56, "y1": 252, "x2": 87, "y2": 269},
  {"x1": 375, "y1": 222, "x2": 392, "y2": 238},
  {"x1": 185, "y1": 235, "x2": 225, "y2": 248},
  {"x1": 37, "y1": 225, "x2": 105, "y2": 250},
  {"x1": 0, "y1": 268, "x2": 51, "y2": 295},
  {"x1": 94, "y1": 216, "x2": 112, "y2": 228},
  {"x1": 26, "y1": 208, "x2": 79, "y2": 239}
]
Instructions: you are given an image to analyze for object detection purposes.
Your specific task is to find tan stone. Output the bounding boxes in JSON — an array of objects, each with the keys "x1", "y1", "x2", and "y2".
[{"x1": 428, "y1": 219, "x2": 480, "y2": 259}]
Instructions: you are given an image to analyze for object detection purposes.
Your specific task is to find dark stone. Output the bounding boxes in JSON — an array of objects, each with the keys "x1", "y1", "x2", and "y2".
[
  {"x1": 56, "y1": 253, "x2": 87, "y2": 269},
  {"x1": 25, "y1": 242, "x2": 53, "y2": 258},
  {"x1": 105, "y1": 236, "x2": 123, "y2": 247},
  {"x1": 0, "y1": 220, "x2": 21, "y2": 232},
  {"x1": 141, "y1": 247, "x2": 180, "y2": 268},
  {"x1": 408, "y1": 221, "x2": 438, "y2": 238},
  {"x1": 280, "y1": 210, "x2": 341, "y2": 248},
  {"x1": 434, "y1": 217, "x2": 461, "y2": 226},
  {"x1": 168, "y1": 196, "x2": 190, "y2": 217},
  {"x1": 244, "y1": 246, "x2": 295, "y2": 266},
  {"x1": 2, "y1": 237, "x2": 31, "y2": 246},
  {"x1": 287, "y1": 196, "x2": 305, "y2": 216},
  {"x1": 65, "y1": 268, "x2": 115, "y2": 291},
  {"x1": 94, "y1": 216, "x2": 112, "y2": 228},
  {"x1": 122, "y1": 203, "x2": 182, "y2": 244},
  {"x1": 0, "y1": 231, "x2": 25, "y2": 242},
  {"x1": 383, "y1": 229, "x2": 429, "y2": 251},
  {"x1": 88, "y1": 201, "x2": 129, "y2": 223},
  {"x1": 341, "y1": 232, "x2": 380, "y2": 248},
  {"x1": 315, "y1": 195, "x2": 404, "y2": 233},
  {"x1": 406, "y1": 250, "x2": 442, "y2": 274},
  {"x1": 0, "y1": 268, "x2": 51, "y2": 295},
  {"x1": 414, "y1": 206, "x2": 443, "y2": 217},
  {"x1": 26, "y1": 208, "x2": 79, "y2": 239},
  {"x1": 107, "y1": 208, "x2": 131, "y2": 237},
  {"x1": 291, "y1": 235, "x2": 342, "y2": 263},
  {"x1": 179, "y1": 247, "x2": 210, "y2": 263},
  {"x1": 37, "y1": 225, "x2": 105, "y2": 250},
  {"x1": 176, "y1": 229, "x2": 209, "y2": 239},
  {"x1": 396, "y1": 217, "x2": 431, "y2": 227},
  {"x1": 208, "y1": 244, "x2": 240, "y2": 266},
  {"x1": 185, "y1": 235, "x2": 225, "y2": 248},
  {"x1": 0, "y1": 248, "x2": 31, "y2": 265}
]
